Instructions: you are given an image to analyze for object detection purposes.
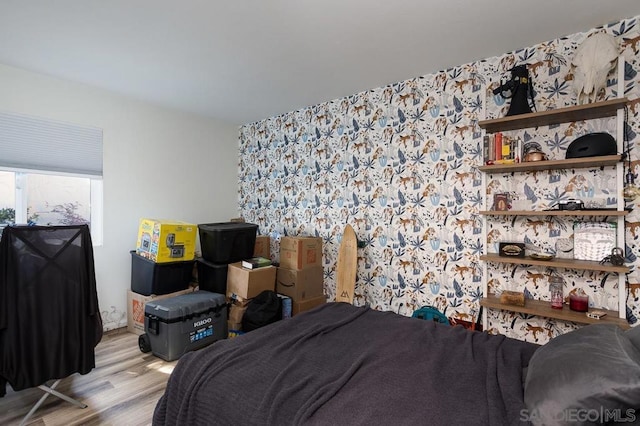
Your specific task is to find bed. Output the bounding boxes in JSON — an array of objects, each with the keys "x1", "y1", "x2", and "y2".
[{"x1": 153, "y1": 302, "x2": 640, "y2": 426}]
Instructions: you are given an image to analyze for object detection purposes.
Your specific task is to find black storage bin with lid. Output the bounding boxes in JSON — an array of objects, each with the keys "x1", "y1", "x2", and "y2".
[
  {"x1": 196, "y1": 257, "x2": 228, "y2": 294},
  {"x1": 130, "y1": 250, "x2": 194, "y2": 296},
  {"x1": 198, "y1": 222, "x2": 258, "y2": 263}
]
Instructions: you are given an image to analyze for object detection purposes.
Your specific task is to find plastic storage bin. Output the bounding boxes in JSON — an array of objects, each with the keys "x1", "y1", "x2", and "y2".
[
  {"x1": 196, "y1": 257, "x2": 228, "y2": 294},
  {"x1": 130, "y1": 250, "x2": 193, "y2": 296},
  {"x1": 198, "y1": 222, "x2": 258, "y2": 263},
  {"x1": 142, "y1": 290, "x2": 227, "y2": 361}
]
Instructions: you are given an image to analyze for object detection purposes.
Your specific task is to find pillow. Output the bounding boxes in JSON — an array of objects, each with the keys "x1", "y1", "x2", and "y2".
[
  {"x1": 626, "y1": 324, "x2": 640, "y2": 352},
  {"x1": 524, "y1": 324, "x2": 640, "y2": 426}
]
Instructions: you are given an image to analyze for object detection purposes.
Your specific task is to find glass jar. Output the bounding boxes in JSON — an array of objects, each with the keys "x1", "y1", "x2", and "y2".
[
  {"x1": 549, "y1": 276, "x2": 564, "y2": 309},
  {"x1": 569, "y1": 288, "x2": 589, "y2": 312}
]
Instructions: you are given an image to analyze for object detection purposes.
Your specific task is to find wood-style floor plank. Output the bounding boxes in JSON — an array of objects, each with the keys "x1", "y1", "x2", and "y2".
[{"x1": 0, "y1": 330, "x2": 176, "y2": 426}]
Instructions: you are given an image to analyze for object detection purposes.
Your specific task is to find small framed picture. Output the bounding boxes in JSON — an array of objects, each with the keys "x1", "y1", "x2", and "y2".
[{"x1": 493, "y1": 193, "x2": 510, "y2": 211}]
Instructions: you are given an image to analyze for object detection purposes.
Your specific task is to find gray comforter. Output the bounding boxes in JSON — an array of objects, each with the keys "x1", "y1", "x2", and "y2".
[{"x1": 153, "y1": 302, "x2": 538, "y2": 425}]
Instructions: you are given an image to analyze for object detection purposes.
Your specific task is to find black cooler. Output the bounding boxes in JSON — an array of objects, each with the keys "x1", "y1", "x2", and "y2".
[{"x1": 140, "y1": 290, "x2": 227, "y2": 361}]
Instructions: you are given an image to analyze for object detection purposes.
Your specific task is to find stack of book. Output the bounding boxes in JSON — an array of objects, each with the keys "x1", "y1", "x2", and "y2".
[
  {"x1": 483, "y1": 132, "x2": 522, "y2": 165},
  {"x1": 241, "y1": 256, "x2": 272, "y2": 269}
]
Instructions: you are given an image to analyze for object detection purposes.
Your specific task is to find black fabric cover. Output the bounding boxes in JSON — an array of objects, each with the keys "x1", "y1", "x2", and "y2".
[
  {"x1": 154, "y1": 302, "x2": 538, "y2": 426},
  {"x1": 0, "y1": 225, "x2": 102, "y2": 397},
  {"x1": 242, "y1": 290, "x2": 282, "y2": 332}
]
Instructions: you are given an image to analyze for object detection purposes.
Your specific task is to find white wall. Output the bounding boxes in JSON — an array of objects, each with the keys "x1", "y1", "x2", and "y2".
[{"x1": 0, "y1": 63, "x2": 240, "y2": 330}]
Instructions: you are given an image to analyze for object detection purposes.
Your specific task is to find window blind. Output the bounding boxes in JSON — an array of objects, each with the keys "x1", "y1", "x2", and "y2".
[{"x1": 0, "y1": 111, "x2": 103, "y2": 176}]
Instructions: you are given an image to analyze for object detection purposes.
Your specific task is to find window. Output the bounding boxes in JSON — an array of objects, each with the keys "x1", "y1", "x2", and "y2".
[
  {"x1": 0, "y1": 169, "x2": 103, "y2": 245},
  {"x1": 0, "y1": 112, "x2": 103, "y2": 244},
  {"x1": 0, "y1": 171, "x2": 15, "y2": 236}
]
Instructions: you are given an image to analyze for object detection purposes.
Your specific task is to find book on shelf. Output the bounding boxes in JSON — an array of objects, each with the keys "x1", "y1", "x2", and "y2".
[
  {"x1": 242, "y1": 256, "x2": 272, "y2": 269},
  {"x1": 484, "y1": 132, "x2": 522, "y2": 165}
]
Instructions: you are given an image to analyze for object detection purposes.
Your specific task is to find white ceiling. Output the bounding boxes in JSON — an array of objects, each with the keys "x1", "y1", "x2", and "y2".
[{"x1": 0, "y1": 1, "x2": 639, "y2": 125}]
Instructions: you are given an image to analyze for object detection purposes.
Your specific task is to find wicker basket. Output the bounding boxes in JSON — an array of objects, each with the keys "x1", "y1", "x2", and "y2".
[{"x1": 573, "y1": 222, "x2": 616, "y2": 261}]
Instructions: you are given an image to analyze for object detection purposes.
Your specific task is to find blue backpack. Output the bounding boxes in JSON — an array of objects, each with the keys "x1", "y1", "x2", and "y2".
[{"x1": 411, "y1": 306, "x2": 450, "y2": 325}]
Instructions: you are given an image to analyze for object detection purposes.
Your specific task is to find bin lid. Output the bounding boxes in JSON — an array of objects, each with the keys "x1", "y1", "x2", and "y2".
[
  {"x1": 145, "y1": 290, "x2": 226, "y2": 320},
  {"x1": 196, "y1": 257, "x2": 230, "y2": 268},
  {"x1": 198, "y1": 222, "x2": 258, "y2": 232}
]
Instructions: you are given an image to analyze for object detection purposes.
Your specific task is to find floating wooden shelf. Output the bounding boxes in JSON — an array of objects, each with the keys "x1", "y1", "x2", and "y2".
[
  {"x1": 480, "y1": 294, "x2": 629, "y2": 329},
  {"x1": 479, "y1": 92, "x2": 629, "y2": 335},
  {"x1": 480, "y1": 209, "x2": 628, "y2": 216},
  {"x1": 478, "y1": 155, "x2": 622, "y2": 173},
  {"x1": 480, "y1": 253, "x2": 629, "y2": 273},
  {"x1": 478, "y1": 98, "x2": 628, "y2": 133}
]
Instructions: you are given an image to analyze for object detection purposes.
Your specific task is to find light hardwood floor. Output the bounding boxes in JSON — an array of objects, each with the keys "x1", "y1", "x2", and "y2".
[{"x1": 0, "y1": 329, "x2": 176, "y2": 426}]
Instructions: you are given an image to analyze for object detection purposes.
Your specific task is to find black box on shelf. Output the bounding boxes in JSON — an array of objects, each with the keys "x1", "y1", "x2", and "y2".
[
  {"x1": 498, "y1": 242, "x2": 525, "y2": 258},
  {"x1": 130, "y1": 250, "x2": 194, "y2": 296},
  {"x1": 196, "y1": 257, "x2": 228, "y2": 294},
  {"x1": 198, "y1": 222, "x2": 258, "y2": 263}
]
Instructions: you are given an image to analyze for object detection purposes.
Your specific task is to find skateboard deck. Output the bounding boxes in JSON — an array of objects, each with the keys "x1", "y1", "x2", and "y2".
[{"x1": 335, "y1": 224, "x2": 357, "y2": 304}]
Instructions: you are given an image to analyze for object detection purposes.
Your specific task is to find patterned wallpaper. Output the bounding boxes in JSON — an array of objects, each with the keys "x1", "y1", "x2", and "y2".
[{"x1": 239, "y1": 15, "x2": 640, "y2": 343}]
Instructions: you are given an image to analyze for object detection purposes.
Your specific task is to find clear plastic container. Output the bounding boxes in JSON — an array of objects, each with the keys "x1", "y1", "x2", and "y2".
[{"x1": 549, "y1": 276, "x2": 564, "y2": 309}]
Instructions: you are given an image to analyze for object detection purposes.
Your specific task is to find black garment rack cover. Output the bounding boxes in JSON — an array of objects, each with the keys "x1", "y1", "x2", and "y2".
[{"x1": 0, "y1": 225, "x2": 102, "y2": 396}]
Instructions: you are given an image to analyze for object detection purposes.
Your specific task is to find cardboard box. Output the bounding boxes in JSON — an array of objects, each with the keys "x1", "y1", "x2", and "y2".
[
  {"x1": 276, "y1": 265, "x2": 324, "y2": 301},
  {"x1": 292, "y1": 295, "x2": 326, "y2": 315},
  {"x1": 136, "y1": 218, "x2": 197, "y2": 263},
  {"x1": 226, "y1": 262, "x2": 276, "y2": 299},
  {"x1": 228, "y1": 322, "x2": 245, "y2": 338},
  {"x1": 127, "y1": 288, "x2": 194, "y2": 335},
  {"x1": 254, "y1": 235, "x2": 271, "y2": 258},
  {"x1": 229, "y1": 303, "x2": 248, "y2": 324},
  {"x1": 279, "y1": 236, "x2": 322, "y2": 269},
  {"x1": 228, "y1": 321, "x2": 243, "y2": 330}
]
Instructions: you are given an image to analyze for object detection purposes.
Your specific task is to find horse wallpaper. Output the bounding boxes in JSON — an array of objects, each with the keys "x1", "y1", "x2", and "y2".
[{"x1": 238, "y1": 15, "x2": 640, "y2": 343}]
